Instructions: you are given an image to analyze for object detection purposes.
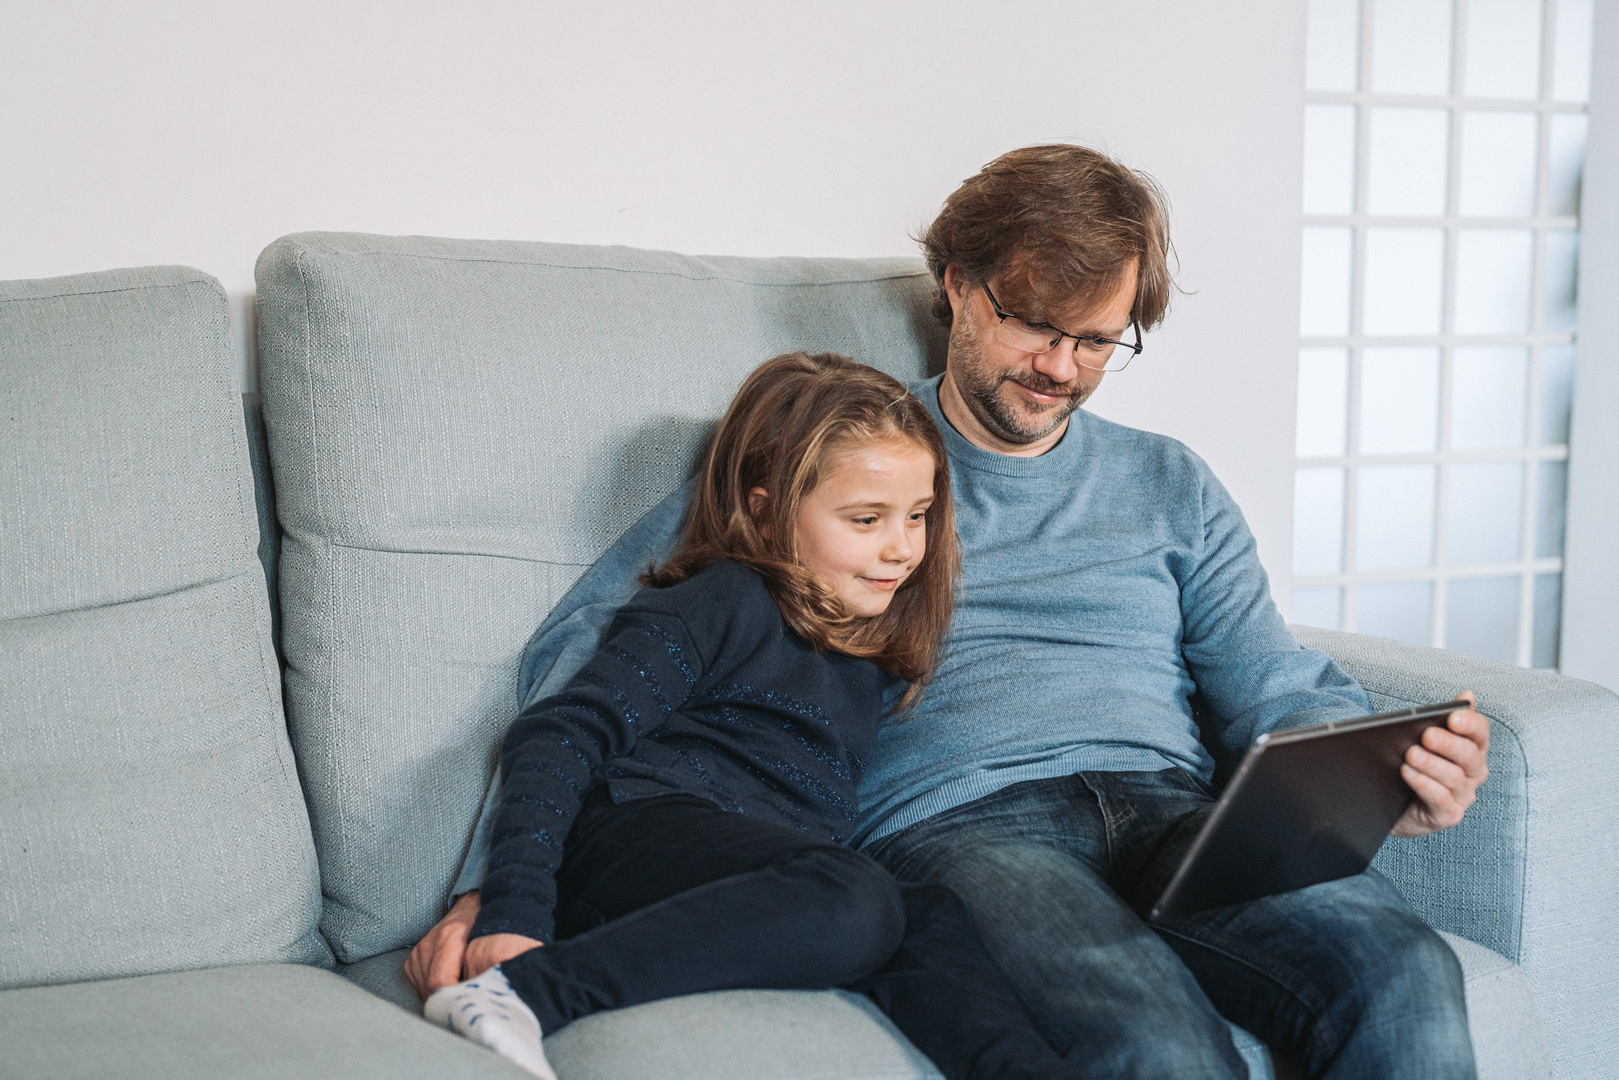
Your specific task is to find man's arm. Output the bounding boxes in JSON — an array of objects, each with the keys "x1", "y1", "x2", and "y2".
[
  {"x1": 1177, "y1": 460, "x2": 1370, "y2": 756},
  {"x1": 1175, "y1": 463, "x2": 1490, "y2": 835}
]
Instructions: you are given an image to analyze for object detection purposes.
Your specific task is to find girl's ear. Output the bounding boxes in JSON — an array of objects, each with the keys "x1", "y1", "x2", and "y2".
[{"x1": 747, "y1": 487, "x2": 769, "y2": 522}]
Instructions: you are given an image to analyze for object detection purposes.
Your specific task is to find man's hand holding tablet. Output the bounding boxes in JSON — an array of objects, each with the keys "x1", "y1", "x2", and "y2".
[{"x1": 1392, "y1": 692, "x2": 1491, "y2": 838}]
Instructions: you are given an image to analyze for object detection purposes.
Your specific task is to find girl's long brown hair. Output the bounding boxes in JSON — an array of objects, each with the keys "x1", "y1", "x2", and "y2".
[{"x1": 643, "y1": 352, "x2": 958, "y2": 709}]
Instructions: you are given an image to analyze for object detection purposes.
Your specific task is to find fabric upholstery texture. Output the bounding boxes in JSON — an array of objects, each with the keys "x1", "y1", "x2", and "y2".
[
  {"x1": 0, "y1": 964, "x2": 531, "y2": 1079},
  {"x1": 1297, "y1": 626, "x2": 1617, "y2": 1080},
  {"x1": 541, "y1": 988, "x2": 944, "y2": 1080},
  {"x1": 330, "y1": 937, "x2": 1536, "y2": 1080},
  {"x1": 254, "y1": 232, "x2": 946, "y2": 962},
  {"x1": 1441, "y1": 931, "x2": 1552, "y2": 1080},
  {"x1": 0, "y1": 267, "x2": 328, "y2": 989}
]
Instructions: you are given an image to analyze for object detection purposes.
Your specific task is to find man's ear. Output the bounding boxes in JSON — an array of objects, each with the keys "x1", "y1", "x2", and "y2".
[{"x1": 943, "y1": 263, "x2": 969, "y2": 319}]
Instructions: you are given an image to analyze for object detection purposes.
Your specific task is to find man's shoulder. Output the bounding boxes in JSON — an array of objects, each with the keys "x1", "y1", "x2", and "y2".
[{"x1": 1073, "y1": 410, "x2": 1217, "y2": 485}]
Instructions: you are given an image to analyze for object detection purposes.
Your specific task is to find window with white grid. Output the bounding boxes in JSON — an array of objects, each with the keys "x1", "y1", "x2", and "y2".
[{"x1": 1291, "y1": 0, "x2": 1593, "y2": 668}]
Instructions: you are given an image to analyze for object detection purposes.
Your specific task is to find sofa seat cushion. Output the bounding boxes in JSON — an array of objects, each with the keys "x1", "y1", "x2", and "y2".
[
  {"x1": 340, "y1": 929, "x2": 1542, "y2": 1080},
  {"x1": 0, "y1": 964, "x2": 532, "y2": 1079},
  {"x1": 0, "y1": 267, "x2": 327, "y2": 989}
]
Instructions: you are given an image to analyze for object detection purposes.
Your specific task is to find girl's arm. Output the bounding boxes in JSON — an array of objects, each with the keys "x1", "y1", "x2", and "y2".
[{"x1": 471, "y1": 607, "x2": 703, "y2": 944}]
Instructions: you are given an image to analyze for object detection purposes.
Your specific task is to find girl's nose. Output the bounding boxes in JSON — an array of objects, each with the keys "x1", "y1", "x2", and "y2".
[{"x1": 882, "y1": 526, "x2": 915, "y2": 563}]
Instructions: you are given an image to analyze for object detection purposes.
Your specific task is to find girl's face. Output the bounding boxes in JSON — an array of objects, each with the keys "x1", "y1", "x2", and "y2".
[{"x1": 791, "y1": 438, "x2": 935, "y2": 618}]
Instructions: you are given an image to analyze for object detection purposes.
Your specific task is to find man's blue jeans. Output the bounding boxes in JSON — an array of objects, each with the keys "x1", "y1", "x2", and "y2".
[{"x1": 864, "y1": 768, "x2": 1476, "y2": 1080}]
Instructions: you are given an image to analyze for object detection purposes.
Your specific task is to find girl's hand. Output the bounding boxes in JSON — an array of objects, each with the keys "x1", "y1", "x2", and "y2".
[
  {"x1": 405, "y1": 889, "x2": 481, "y2": 1000},
  {"x1": 465, "y1": 932, "x2": 544, "y2": 978}
]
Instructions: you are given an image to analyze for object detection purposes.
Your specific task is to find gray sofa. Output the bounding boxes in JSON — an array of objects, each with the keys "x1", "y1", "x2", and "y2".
[{"x1": 2, "y1": 234, "x2": 1615, "y2": 1080}]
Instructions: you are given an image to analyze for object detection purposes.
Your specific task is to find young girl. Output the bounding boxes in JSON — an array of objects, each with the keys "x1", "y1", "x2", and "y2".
[{"x1": 425, "y1": 352, "x2": 1075, "y2": 1080}]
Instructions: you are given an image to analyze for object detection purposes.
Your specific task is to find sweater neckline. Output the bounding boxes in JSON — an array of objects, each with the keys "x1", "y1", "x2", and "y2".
[{"x1": 915, "y1": 375, "x2": 1085, "y2": 478}]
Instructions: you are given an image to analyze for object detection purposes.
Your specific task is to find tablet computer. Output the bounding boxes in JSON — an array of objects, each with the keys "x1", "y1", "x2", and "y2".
[{"x1": 1149, "y1": 700, "x2": 1463, "y2": 922}]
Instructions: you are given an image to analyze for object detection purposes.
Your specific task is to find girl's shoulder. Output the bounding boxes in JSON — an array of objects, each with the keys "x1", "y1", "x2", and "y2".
[{"x1": 620, "y1": 558, "x2": 777, "y2": 634}]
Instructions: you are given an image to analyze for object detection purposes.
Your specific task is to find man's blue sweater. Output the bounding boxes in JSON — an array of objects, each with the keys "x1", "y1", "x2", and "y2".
[
  {"x1": 854, "y1": 378, "x2": 1369, "y2": 843},
  {"x1": 454, "y1": 377, "x2": 1369, "y2": 893}
]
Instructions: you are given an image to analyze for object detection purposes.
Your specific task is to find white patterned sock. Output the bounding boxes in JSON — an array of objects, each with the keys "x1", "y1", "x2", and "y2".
[{"x1": 423, "y1": 965, "x2": 556, "y2": 1080}]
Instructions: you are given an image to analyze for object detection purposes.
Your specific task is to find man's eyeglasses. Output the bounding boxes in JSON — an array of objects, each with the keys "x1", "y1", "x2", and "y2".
[{"x1": 982, "y1": 283, "x2": 1142, "y2": 372}]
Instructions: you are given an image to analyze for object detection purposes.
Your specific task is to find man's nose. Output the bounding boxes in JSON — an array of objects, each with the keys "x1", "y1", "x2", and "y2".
[{"x1": 1030, "y1": 339, "x2": 1081, "y2": 384}]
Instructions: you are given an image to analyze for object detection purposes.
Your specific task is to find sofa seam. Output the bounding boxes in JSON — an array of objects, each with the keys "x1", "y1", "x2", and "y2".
[
  {"x1": 287, "y1": 239, "x2": 350, "y2": 954},
  {"x1": 322, "y1": 540, "x2": 590, "y2": 567},
  {"x1": 0, "y1": 275, "x2": 223, "y2": 307},
  {"x1": 270, "y1": 241, "x2": 930, "y2": 288},
  {"x1": 0, "y1": 569, "x2": 261, "y2": 625}
]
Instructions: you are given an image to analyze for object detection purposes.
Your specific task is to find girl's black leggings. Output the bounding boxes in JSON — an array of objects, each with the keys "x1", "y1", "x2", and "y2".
[{"x1": 498, "y1": 786, "x2": 1088, "y2": 1080}]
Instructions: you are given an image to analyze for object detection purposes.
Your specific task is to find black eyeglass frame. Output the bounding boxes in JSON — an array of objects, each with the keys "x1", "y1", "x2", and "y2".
[{"x1": 981, "y1": 283, "x2": 1142, "y2": 371}]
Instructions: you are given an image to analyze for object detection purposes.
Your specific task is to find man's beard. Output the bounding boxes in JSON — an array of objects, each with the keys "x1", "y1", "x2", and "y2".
[{"x1": 948, "y1": 315, "x2": 1092, "y2": 445}]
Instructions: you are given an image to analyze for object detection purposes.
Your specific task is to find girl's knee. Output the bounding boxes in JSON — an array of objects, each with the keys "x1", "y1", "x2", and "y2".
[{"x1": 790, "y1": 847, "x2": 905, "y2": 975}]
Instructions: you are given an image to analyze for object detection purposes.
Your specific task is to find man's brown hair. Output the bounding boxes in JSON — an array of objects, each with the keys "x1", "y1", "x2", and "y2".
[
  {"x1": 920, "y1": 143, "x2": 1175, "y2": 330},
  {"x1": 644, "y1": 352, "x2": 959, "y2": 708}
]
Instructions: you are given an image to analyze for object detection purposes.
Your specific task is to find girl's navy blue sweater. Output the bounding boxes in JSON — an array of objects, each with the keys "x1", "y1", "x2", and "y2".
[{"x1": 473, "y1": 559, "x2": 886, "y2": 943}]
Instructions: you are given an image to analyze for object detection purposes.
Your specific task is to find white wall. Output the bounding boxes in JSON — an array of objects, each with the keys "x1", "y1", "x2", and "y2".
[{"x1": 1, "y1": 0, "x2": 1309, "y2": 601}]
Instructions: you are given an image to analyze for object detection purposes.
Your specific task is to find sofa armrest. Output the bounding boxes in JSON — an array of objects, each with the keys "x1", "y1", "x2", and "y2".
[{"x1": 1291, "y1": 626, "x2": 1619, "y2": 1076}]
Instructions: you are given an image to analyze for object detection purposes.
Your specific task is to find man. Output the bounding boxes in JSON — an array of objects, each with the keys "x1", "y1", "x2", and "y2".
[{"x1": 408, "y1": 144, "x2": 1489, "y2": 1078}]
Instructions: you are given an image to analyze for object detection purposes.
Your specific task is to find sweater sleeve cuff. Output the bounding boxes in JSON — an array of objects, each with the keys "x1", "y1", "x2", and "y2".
[{"x1": 471, "y1": 897, "x2": 555, "y2": 946}]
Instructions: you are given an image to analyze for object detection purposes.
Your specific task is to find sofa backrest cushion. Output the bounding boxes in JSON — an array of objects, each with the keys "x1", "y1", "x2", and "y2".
[
  {"x1": 255, "y1": 233, "x2": 943, "y2": 961},
  {"x1": 0, "y1": 266, "x2": 330, "y2": 988}
]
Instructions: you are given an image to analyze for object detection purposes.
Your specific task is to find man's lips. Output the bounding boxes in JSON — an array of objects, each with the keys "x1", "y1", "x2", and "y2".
[{"x1": 1003, "y1": 377, "x2": 1079, "y2": 405}]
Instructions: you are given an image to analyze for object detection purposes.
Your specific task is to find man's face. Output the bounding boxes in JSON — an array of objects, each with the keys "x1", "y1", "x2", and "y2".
[{"x1": 941, "y1": 262, "x2": 1138, "y2": 454}]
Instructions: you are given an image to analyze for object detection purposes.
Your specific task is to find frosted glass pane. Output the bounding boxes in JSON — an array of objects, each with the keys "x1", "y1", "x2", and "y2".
[
  {"x1": 1363, "y1": 229, "x2": 1444, "y2": 335},
  {"x1": 1372, "y1": 0, "x2": 1452, "y2": 93},
  {"x1": 1301, "y1": 227, "x2": 1354, "y2": 336},
  {"x1": 1357, "y1": 464, "x2": 1436, "y2": 570},
  {"x1": 1367, "y1": 108, "x2": 1449, "y2": 214},
  {"x1": 1295, "y1": 467, "x2": 1347, "y2": 575},
  {"x1": 1305, "y1": 105, "x2": 1358, "y2": 214},
  {"x1": 1540, "y1": 345, "x2": 1576, "y2": 444},
  {"x1": 1454, "y1": 230, "x2": 1533, "y2": 332},
  {"x1": 1533, "y1": 572, "x2": 1562, "y2": 667},
  {"x1": 1537, "y1": 459, "x2": 1568, "y2": 557},
  {"x1": 1357, "y1": 580, "x2": 1433, "y2": 644},
  {"x1": 1544, "y1": 230, "x2": 1579, "y2": 332},
  {"x1": 1292, "y1": 586, "x2": 1344, "y2": 629},
  {"x1": 1549, "y1": 114, "x2": 1588, "y2": 216},
  {"x1": 1459, "y1": 112, "x2": 1538, "y2": 216},
  {"x1": 1451, "y1": 346, "x2": 1527, "y2": 450},
  {"x1": 1446, "y1": 576, "x2": 1520, "y2": 663},
  {"x1": 1553, "y1": 0, "x2": 1593, "y2": 102},
  {"x1": 1464, "y1": 0, "x2": 1543, "y2": 98},
  {"x1": 1308, "y1": 0, "x2": 1361, "y2": 91},
  {"x1": 1298, "y1": 348, "x2": 1350, "y2": 456},
  {"x1": 1448, "y1": 461, "x2": 1524, "y2": 564},
  {"x1": 1360, "y1": 347, "x2": 1440, "y2": 453}
]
